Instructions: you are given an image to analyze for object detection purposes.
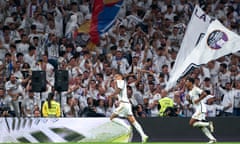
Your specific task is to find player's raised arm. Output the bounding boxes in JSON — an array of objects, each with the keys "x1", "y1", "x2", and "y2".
[
  {"x1": 109, "y1": 87, "x2": 121, "y2": 99},
  {"x1": 108, "y1": 74, "x2": 122, "y2": 99}
]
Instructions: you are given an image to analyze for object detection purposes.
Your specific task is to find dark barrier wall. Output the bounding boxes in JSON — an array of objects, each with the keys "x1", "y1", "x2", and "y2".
[{"x1": 132, "y1": 117, "x2": 240, "y2": 142}]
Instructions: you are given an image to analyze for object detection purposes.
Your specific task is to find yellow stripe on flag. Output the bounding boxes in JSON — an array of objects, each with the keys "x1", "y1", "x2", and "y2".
[{"x1": 78, "y1": 20, "x2": 91, "y2": 34}]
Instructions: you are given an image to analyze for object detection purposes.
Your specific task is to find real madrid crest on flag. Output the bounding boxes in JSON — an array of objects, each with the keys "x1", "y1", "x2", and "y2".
[
  {"x1": 167, "y1": 19, "x2": 240, "y2": 89},
  {"x1": 207, "y1": 30, "x2": 228, "y2": 50}
]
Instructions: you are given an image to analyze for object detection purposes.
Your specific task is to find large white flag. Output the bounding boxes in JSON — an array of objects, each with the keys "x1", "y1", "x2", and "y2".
[
  {"x1": 166, "y1": 5, "x2": 213, "y2": 90},
  {"x1": 167, "y1": 19, "x2": 240, "y2": 89}
]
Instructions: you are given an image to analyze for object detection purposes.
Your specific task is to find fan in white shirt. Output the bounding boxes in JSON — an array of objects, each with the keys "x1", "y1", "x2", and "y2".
[
  {"x1": 203, "y1": 93, "x2": 224, "y2": 117},
  {"x1": 206, "y1": 60, "x2": 220, "y2": 85},
  {"x1": 219, "y1": 82, "x2": 235, "y2": 116},
  {"x1": 16, "y1": 34, "x2": 30, "y2": 54},
  {"x1": 111, "y1": 50, "x2": 129, "y2": 75},
  {"x1": 218, "y1": 63, "x2": 231, "y2": 87},
  {"x1": 233, "y1": 80, "x2": 240, "y2": 116},
  {"x1": 24, "y1": 46, "x2": 37, "y2": 69}
]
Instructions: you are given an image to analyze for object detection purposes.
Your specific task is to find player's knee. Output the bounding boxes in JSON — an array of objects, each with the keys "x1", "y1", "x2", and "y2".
[
  {"x1": 127, "y1": 115, "x2": 135, "y2": 124},
  {"x1": 189, "y1": 121, "x2": 193, "y2": 126},
  {"x1": 110, "y1": 115, "x2": 114, "y2": 121}
]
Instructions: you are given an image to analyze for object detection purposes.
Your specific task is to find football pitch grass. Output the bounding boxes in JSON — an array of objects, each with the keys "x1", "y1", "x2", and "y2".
[
  {"x1": 54, "y1": 142, "x2": 240, "y2": 144},
  {"x1": 6, "y1": 142, "x2": 240, "y2": 144}
]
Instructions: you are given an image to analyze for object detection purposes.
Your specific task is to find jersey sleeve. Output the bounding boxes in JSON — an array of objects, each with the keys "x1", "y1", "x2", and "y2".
[
  {"x1": 190, "y1": 86, "x2": 204, "y2": 104},
  {"x1": 116, "y1": 80, "x2": 125, "y2": 89},
  {"x1": 196, "y1": 87, "x2": 203, "y2": 95}
]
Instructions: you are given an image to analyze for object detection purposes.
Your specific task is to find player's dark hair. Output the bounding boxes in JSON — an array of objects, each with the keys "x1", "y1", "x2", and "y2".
[
  {"x1": 186, "y1": 77, "x2": 195, "y2": 84},
  {"x1": 115, "y1": 73, "x2": 123, "y2": 79},
  {"x1": 220, "y1": 63, "x2": 227, "y2": 69}
]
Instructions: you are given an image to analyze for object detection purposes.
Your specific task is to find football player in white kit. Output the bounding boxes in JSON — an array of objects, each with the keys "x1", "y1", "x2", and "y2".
[
  {"x1": 109, "y1": 73, "x2": 148, "y2": 143},
  {"x1": 185, "y1": 77, "x2": 217, "y2": 144}
]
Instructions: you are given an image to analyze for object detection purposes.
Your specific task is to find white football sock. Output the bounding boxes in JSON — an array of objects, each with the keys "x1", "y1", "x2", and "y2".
[
  {"x1": 132, "y1": 121, "x2": 146, "y2": 137},
  {"x1": 201, "y1": 127, "x2": 216, "y2": 140},
  {"x1": 193, "y1": 121, "x2": 209, "y2": 128}
]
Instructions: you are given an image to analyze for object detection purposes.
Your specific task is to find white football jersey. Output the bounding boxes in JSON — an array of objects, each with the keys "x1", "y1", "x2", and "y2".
[
  {"x1": 116, "y1": 80, "x2": 129, "y2": 103},
  {"x1": 189, "y1": 86, "x2": 206, "y2": 113},
  {"x1": 189, "y1": 86, "x2": 203, "y2": 106}
]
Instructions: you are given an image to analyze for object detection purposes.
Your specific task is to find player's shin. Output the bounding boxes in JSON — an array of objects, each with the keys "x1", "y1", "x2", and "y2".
[
  {"x1": 132, "y1": 121, "x2": 146, "y2": 137},
  {"x1": 201, "y1": 127, "x2": 216, "y2": 141}
]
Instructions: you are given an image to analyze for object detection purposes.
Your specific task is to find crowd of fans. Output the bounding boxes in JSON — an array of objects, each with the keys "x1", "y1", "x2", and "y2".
[{"x1": 0, "y1": 0, "x2": 240, "y2": 118}]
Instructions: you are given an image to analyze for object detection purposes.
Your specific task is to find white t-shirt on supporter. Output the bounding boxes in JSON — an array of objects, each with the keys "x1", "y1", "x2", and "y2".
[
  {"x1": 96, "y1": 106, "x2": 106, "y2": 115},
  {"x1": 136, "y1": 0, "x2": 151, "y2": 10},
  {"x1": 33, "y1": 21, "x2": 45, "y2": 33},
  {"x1": 78, "y1": 59, "x2": 91, "y2": 74},
  {"x1": 0, "y1": 48, "x2": 8, "y2": 60},
  {"x1": 219, "y1": 71, "x2": 231, "y2": 87},
  {"x1": 129, "y1": 96, "x2": 138, "y2": 107},
  {"x1": 5, "y1": 79, "x2": 23, "y2": 96},
  {"x1": 24, "y1": 53, "x2": 36, "y2": 68},
  {"x1": 221, "y1": 89, "x2": 235, "y2": 113},
  {"x1": 208, "y1": 62, "x2": 220, "y2": 84},
  {"x1": 28, "y1": 33, "x2": 42, "y2": 45},
  {"x1": 234, "y1": 89, "x2": 240, "y2": 108},
  {"x1": 128, "y1": 82, "x2": 137, "y2": 93},
  {"x1": 206, "y1": 104, "x2": 224, "y2": 117},
  {"x1": 47, "y1": 44, "x2": 59, "y2": 60},
  {"x1": 63, "y1": 104, "x2": 72, "y2": 117},
  {"x1": 201, "y1": 66, "x2": 211, "y2": 79},
  {"x1": 67, "y1": 66, "x2": 80, "y2": 80},
  {"x1": 45, "y1": 26, "x2": 58, "y2": 37},
  {"x1": 106, "y1": 105, "x2": 115, "y2": 117},
  {"x1": 153, "y1": 55, "x2": 170, "y2": 73},
  {"x1": 148, "y1": 98, "x2": 160, "y2": 117},
  {"x1": 16, "y1": 43, "x2": 29, "y2": 54},
  {"x1": 164, "y1": 12, "x2": 176, "y2": 22},
  {"x1": 111, "y1": 58, "x2": 129, "y2": 74},
  {"x1": 10, "y1": 30, "x2": 21, "y2": 42},
  {"x1": 54, "y1": 7, "x2": 64, "y2": 38},
  {"x1": 201, "y1": 84, "x2": 214, "y2": 95},
  {"x1": 117, "y1": 0, "x2": 126, "y2": 19},
  {"x1": 22, "y1": 97, "x2": 36, "y2": 116},
  {"x1": 0, "y1": 95, "x2": 13, "y2": 111},
  {"x1": 87, "y1": 88, "x2": 99, "y2": 100},
  {"x1": 79, "y1": 3, "x2": 90, "y2": 15},
  {"x1": 93, "y1": 62, "x2": 103, "y2": 73},
  {"x1": 13, "y1": 70, "x2": 24, "y2": 79},
  {"x1": 131, "y1": 51, "x2": 145, "y2": 62},
  {"x1": 116, "y1": 80, "x2": 129, "y2": 103},
  {"x1": 133, "y1": 91, "x2": 144, "y2": 105}
]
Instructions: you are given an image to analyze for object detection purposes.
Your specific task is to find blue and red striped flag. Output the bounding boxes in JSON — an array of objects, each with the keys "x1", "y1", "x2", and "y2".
[{"x1": 90, "y1": 0, "x2": 123, "y2": 44}]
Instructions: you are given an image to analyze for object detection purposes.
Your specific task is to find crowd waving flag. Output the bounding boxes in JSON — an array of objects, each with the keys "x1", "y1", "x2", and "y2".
[
  {"x1": 90, "y1": 0, "x2": 123, "y2": 44},
  {"x1": 166, "y1": 5, "x2": 213, "y2": 90},
  {"x1": 167, "y1": 19, "x2": 240, "y2": 90}
]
